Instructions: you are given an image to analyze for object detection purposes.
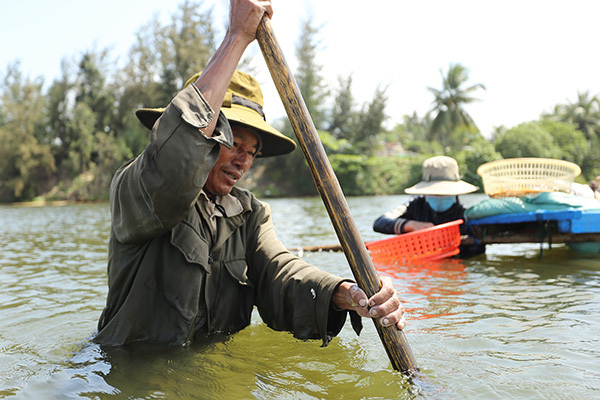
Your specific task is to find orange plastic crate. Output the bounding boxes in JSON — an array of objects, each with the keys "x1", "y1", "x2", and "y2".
[{"x1": 365, "y1": 220, "x2": 463, "y2": 265}]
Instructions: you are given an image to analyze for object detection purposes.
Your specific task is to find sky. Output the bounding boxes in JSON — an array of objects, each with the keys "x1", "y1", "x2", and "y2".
[{"x1": 1, "y1": 0, "x2": 599, "y2": 138}]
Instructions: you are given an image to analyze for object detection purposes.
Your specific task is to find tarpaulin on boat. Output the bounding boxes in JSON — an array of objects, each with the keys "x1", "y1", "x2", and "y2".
[{"x1": 465, "y1": 192, "x2": 600, "y2": 220}]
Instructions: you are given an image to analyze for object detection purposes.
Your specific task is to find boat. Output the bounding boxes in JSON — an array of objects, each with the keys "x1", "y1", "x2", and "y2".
[
  {"x1": 465, "y1": 158, "x2": 600, "y2": 253},
  {"x1": 466, "y1": 207, "x2": 600, "y2": 250}
]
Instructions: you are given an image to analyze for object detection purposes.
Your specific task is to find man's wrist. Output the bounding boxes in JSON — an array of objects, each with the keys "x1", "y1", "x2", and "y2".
[
  {"x1": 331, "y1": 301, "x2": 344, "y2": 312},
  {"x1": 331, "y1": 280, "x2": 357, "y2": 311}
]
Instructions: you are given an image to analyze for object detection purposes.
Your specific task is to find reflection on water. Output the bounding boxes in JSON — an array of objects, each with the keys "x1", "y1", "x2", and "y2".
[
  {"x1": 1, "y1": 196, "x2": 599, "y2": 399},
  {"x1": 376, "y1": 259, "x2": 469, "y2": 321}
]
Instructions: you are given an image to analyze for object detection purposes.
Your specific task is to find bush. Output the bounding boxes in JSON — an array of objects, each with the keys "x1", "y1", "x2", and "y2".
[
  {"x1": 453, "y1": 136, "x2": 502, "y2": 190},
  {"x1": 494, "y1": 121, "x2": 562, "y2": 159},
  {"x1": 329, "y1": 154, "x2": 423, "y2": 196},
  {"x1": 539, "y1": 120, "x2": 588, "y2": 166}
]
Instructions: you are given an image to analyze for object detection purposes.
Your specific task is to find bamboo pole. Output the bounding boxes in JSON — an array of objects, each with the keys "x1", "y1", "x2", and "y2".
[{"x1": 256, "y1": 17, "x2": 419, "y2": 375}]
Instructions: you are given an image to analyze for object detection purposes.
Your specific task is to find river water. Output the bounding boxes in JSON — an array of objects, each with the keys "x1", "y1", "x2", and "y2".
[{"x1": 1, "y1": 194, "x2": 599, "y2": 399}]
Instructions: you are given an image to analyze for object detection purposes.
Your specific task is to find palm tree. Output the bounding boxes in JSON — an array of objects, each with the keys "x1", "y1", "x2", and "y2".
[
  {"x1": 554, "y1": 91, "x2": 600, "y2": 143},
  {"x1": 428, "y1": 63, "x2": 485, "y2": 150}
]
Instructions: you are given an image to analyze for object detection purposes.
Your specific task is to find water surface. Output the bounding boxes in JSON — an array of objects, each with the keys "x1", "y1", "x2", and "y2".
[{"x1": 1, "y1": 195, "x2": 599, "y2": 399}]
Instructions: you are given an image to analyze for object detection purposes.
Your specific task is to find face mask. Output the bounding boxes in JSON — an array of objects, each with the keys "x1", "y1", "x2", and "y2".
[{"x1": 425, "y1": 195, "x2": 456, "y2": 212}]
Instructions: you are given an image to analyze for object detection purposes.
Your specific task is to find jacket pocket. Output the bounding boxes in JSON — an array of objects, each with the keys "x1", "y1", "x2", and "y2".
[
  {"x1": 143, "y1": 223, "x2": 209, "y2": 323},
  {"x1": 223, "y1": 259, "x2": 253, "y2": 287},
  {"x1": 208, "y1": 259, "x2": 254, "y2": 333},
  {"x1": 144, "y1": 261, "x2": 204, "y2": 324},
  {"x1": 171, "y1": 220, "x2": 210, "y2": 271}
]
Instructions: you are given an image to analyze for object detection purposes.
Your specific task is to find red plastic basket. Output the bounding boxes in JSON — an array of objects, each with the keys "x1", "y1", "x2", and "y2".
[{"x1": 365, "y1": 219, "x2": 463, "y2": 265}]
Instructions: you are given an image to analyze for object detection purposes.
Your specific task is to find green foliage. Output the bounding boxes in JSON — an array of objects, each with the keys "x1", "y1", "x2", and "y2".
[
  {"x1": 453, "y1": 135, "x2": 502, "y2": 190},
  {"x1": 0, "y1": 63, "x2": 55, "y2": 201},
  {"x1": 539, "y1": 120, "x2": 588, "y2": 165},
  {"x1": 428, "y1": 63, "x2": 485, "y2": 151},
  {"x1": 251, "y1": 15, "x2": 392, "y2": 195},
  {"x1": 328, "y1": 74, "x2": 356, "y2": 139},
  {"x1": 403, "y1": 140, "x2": 443, "y2": 155},
  {"x1": 115, "y1": 1, "x2": 217, "y2": 132},
  {"x1": 329, "y1": 154, "x2": 421, "y2": 196},
  {"x1": 0, "y1": 1, "x2": 220, "y2": 202},
  {"x1": 45, "y1": 61, "x2": 73, "y2": 160},
  {"x1": 318, "y1": 130, "x2": 352, "y2": 154},
  {"x1": 0, "y1": 128, "x2": 56, "y2": 202},
  {"x1": 494, "y1": 121, "x2": 563, "y2": 159},
  {"x1": 75, "y1": 50, "x2": 116, "y2": 135},
  {"x1": 390, "y1": 112, "x2": 431, "y2": 143},
  {"x1": 493, "y1": 119, "x2": 590, "y2": 174},
  {"x1": 252, "y1": 117, "x2": 317, "y2": 197},
  {"x1": 165, "y1": 0, "x2": 217, "y2": 84},
  {"x1": 543, "y1": 90, "x2": 600, "y2": 143},
  {"x1": 295, "y1": 15, "x2": 329, "y2": 129},
  {"x1": 67, "y1": 102, "x2": 96, "y2": 173},
  {"x1": 121, "y1": 117, "x2": 150, "y2": 157},
  {"x1": 2, "y1": 0, "x2": 599, "y2": 202},
  {"x1": 580, "y1": 141, "x2": 600, "y2": 181},
  {"x1": 385, "y1": 113, "x2": 441, "y2": 155},
  {"x1": 89, "y1": 132, "x2": 133, "y2": 200},
  {"x1": 349, "y1": 85, "x2": 389, "y2": 155}
]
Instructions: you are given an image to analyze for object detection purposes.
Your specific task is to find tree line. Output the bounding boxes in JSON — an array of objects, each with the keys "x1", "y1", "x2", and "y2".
[{"x1": 1, "y1": 0, "x2": 600, "y2": 203}]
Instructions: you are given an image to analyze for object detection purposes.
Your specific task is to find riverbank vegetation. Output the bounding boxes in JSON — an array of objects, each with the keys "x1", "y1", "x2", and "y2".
[{"x1": 2, "y1": 0, "x2": 599, "y2": 203}]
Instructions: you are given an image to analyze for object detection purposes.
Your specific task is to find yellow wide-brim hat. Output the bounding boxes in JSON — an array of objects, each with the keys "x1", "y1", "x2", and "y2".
[
  {"x1": 135, "y1": 70, "x2": 296, "y2": 158},
  {"x1": 405, "y1": 156, "x2": 478, "y2": 195}
]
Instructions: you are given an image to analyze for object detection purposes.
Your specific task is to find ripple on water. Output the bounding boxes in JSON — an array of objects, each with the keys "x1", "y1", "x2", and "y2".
[{"x1": 1, "y1": 200, "x2": 599, "y2": 399}]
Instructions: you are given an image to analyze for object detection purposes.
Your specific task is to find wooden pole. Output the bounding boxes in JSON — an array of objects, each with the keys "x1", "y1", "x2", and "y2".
[{"x1": 256, "y1": 17, "x2": 419, "y2": 375}]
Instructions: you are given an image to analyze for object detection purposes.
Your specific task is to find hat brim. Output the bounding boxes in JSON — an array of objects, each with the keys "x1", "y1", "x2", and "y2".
[
  {"x1": 135, "y1": 108, "x2": 165, "y2": 130},
  {"x1": 405, "y1": 180, "x2": 478, "y2": 195},
  {"x1": 222, "y1": 104, "x2": 295, "y2": 158},
  {"x1": 135, "y1": 105, "x2": 296, "y2": 158}
]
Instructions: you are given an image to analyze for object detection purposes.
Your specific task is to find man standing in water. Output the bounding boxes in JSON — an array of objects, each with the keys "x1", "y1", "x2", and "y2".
[{"x1": 95, "y1": 0, "x2": 406, "y2": 347}]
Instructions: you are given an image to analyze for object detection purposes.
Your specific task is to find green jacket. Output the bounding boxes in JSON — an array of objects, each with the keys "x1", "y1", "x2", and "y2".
[{"x1": 95, "y1": 84, "x2": 359, "y2": 346}]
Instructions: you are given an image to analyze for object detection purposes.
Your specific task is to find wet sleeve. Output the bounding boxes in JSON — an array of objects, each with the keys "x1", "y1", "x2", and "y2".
[{"x1": 247, "y1": 200, "x2": 358, "y2": 346}]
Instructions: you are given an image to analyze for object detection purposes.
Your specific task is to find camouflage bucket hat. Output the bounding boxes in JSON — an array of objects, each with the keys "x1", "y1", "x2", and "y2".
[{"x1": 135, "y1": 70, "x2": 296, "y2": 157}]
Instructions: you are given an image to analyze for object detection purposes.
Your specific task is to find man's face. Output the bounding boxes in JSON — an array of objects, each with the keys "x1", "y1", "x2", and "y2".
[{"x1": 204, "y1": 127, "x2": 259, "y2": 196}]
